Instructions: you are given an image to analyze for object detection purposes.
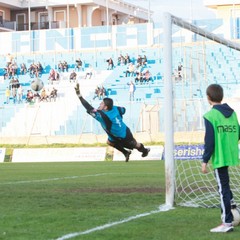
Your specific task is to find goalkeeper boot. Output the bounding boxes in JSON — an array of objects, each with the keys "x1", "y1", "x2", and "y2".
[
  {"x1": 142, "y1": 148, "x2": 150, "y2": 157},
  {"x1": 124, "y1": 151, "x2": 131, "y2": 162}
]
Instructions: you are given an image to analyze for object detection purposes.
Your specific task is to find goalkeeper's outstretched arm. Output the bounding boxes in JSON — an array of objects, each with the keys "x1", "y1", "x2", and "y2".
[{"x1": 75, "y1": 83, "x2": 94, "y2": 112}]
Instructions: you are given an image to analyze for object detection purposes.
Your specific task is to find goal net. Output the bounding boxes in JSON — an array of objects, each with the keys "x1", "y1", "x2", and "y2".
[{"x1": 163, "y1": 13, "x2": 240, "y2": 208}]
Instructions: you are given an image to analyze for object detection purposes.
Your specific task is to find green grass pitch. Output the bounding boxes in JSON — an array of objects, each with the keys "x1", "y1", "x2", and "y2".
[{"x1": 0, "y1": 161, "x2": 239, "y2": 240}]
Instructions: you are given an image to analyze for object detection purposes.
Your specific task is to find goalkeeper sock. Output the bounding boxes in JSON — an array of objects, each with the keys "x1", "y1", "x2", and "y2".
[{"x1": 137, "y1": 143, "x2": 146, "y2": 153}]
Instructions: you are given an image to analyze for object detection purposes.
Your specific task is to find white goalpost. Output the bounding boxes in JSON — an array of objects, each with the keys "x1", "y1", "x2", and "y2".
[{"x1": 163, "y1": 12, "x2": 240, "y2": 208}]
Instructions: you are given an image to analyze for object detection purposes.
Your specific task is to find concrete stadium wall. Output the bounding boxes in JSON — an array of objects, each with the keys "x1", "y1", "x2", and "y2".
[{"x1": 0, "y1": 131, "x2": 204, "y2": 145}]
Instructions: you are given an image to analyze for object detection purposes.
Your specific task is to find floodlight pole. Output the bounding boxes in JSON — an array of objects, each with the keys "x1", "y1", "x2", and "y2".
[{"x1": 163, "y1": 12, "x2": 175, "y2": 208}]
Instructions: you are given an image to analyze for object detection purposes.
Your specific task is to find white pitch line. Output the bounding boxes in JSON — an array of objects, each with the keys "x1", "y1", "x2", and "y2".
[
  {"x1": 0, "y1": 173, "x2": 156, "y2": 185},
  {"x1": 0, "y1": 173, "x2": 110, "y2": 185},
  {"x1": 56, "y1": 209, "x2": 162, "y2": 240}
]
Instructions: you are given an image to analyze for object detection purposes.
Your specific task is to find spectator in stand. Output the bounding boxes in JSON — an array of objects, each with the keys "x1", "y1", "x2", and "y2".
[
  {"x1": 40, "y1": 87, "x2": 48, "y2": 102},
  {"x1": 5, "y1": 61, "x2": 18, "y2": 79},
  {"x1": 178, "y1": 62, "x2": 183, "y2": 80},
  {"x1": 118, "y1": 54, "x2": 126, "y2": 66},
  {"x1": 127, "y1": 81, "x2": 136, "y2": 101},
  {"x1": 142, "y1": 55, "x2": 147, "y2": 66},
  {"x1": 3, "y1": 65, "x2": 10, "y2": 79},
  {"x1": 28, "y1": 62, "x2": 42, "y2": 78},
  {"x1": 99, "y1": 86, "x2": 107, "y2": 99},
  {"x1": 48, "y1": 69, "x2": 56, "y2": 81},
  {"x1": 75, "y1": 58, "x2": 82, "y2": 71},
  {"x1": 20, "y1": 63, "x2": 27, "y2": 75},
  {"x1": 17, "y1": 85, "x2": 23, "y2": 103},
  {"x1": 36, "y1": 62, "x2": 43, "y2": 77},
  {"x1": 63, "y1": 61, "x2": 68, "y2": 72},
  {"x1": 93, "y1": 86, "x2": 101, "y2": 100},
  {"x1": 107, "y1": 58, "x2": 114, "y2": 70},
  {"x1": 85, "y1": 65, "x2": 94, "y2": 79},
  {"x1": 125, "y1": 62, "x2": 135, "y2": 77},
  {"x1": 142, "y1": 69, "x2": 152, "y2": 84},
  {"x1": 49, "y1": 87, "x2": 58, "y2": 101},
  {"x1": 136, "y1": 55, "x2": 143, "y2": 69},
  {"x1": 69, "y1": 70, "x2": 77, "y2": 83},
  {"x1": 28, "y1": 63, "x2": 36, "y2": 77},
  {"x1": 48, "y1": 69, "x2": 59, "y2": 84},
  {"x1": 12, "y1": 86, "x2": 17, "y2": 104},
  {"x1": 135, "y1": 71, "x2": 143, "y2": 84},
  {"x1": 26, "y1": 90, "x2": 34, "y2": 103},
  {"x1": 11, "y1": 60, "x2": 18, "y2": 77},
  {"x1": 125, "y1": 53, "x2": 131, "y2": 65},
  {"x1": 5, "y1": 87, "x2": 10, "y2": 104},
  {"x1": 9, "y1": 77, "x2": 20, "y2": 90},
  {"x1": 58, "y1": 61, "x2": 64, "y2": 72}
]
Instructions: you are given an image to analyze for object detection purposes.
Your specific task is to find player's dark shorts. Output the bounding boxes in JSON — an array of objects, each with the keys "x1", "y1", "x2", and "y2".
[{"x1": 108, "y1": 127, "x2": 137, "y2": 149}]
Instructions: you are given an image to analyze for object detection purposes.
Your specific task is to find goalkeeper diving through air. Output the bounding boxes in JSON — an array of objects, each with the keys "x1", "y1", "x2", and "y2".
[{"x1": 75, "y1": 83, "x2": 150, "y2": 162}]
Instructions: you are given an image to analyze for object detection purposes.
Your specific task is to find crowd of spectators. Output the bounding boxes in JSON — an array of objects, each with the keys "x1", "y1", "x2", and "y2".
[
  {"x1": 5, "y1": 81, "x2": 58, "y2": 104},
  {"x1": 28, "y1": 62, "x2": 43, "y2": 78},
  {"x1": 4, "y1": 56, "x2": 18, "y2": 79},
  {"x1": 4, "y1": 60, "x2": 43, "y2": 80},
  {"x1": 123, "y1": 54, "x2": 153, "y2": 84},
  {"x1": 39, "y1": 87, "x2": 58, "y2": 102},
  {"x1": 117, "y1": 54, "x2": 131, "y2": 66},
  {"x1": 58, "y1": 61, "x2": 68, "y2": 72},
  {"x1": 2, "y1": 52, "x2": 159, "y2": 105},
  {"x1": 93, "y1": 86, "x2": 107, "y2": 100},
  {"x1": 25, "y1": 87, "x2": 58, "y2": 103}
]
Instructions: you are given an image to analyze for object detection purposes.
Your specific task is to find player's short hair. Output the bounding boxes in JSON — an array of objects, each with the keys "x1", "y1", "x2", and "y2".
[
  {"x1": 103, "y1": 98, "x2": 113, "y2": 110},
  {"x1": 206, "y1": 84, "x2": 223, "y2": 103}
]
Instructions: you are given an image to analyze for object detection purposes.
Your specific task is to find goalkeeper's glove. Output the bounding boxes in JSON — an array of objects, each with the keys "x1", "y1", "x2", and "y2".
[{"x1": 75, "y1": 83, "x2": 82, "y2": 97}]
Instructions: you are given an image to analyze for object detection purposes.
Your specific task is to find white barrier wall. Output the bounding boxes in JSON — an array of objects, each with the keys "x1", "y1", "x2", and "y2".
[
  {"x1": 12, "y1": 147, "x2": 106, "y2": 162},
  {"x1": 12, "y1": 146, "x2": 164, "y2": 162}
]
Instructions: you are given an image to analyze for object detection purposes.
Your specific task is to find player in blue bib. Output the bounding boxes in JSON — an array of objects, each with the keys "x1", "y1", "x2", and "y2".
[{"x1": 75, "y1": 83, "x2": 150, "y2": 161}]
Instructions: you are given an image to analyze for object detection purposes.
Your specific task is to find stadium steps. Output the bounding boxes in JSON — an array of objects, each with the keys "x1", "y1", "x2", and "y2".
[
  {"x1": 0, "y1": 83, "x2": 78, "y2": 136},
  {"x1": 0, "y1": 70, "x2": 112, "y2": 136}
]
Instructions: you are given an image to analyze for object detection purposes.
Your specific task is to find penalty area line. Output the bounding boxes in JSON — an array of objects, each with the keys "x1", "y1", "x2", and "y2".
[
  {"x1": 56, "y1": 209, "x2": 162, "y2": 240},
  {"x1": 0, "y1": 173, "x2": 111, "y2": 185}
]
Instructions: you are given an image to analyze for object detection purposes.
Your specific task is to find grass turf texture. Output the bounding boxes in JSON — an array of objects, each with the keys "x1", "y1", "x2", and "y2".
[{"x1": 0, "y1": 161, "x2": 239, "y2": 240}]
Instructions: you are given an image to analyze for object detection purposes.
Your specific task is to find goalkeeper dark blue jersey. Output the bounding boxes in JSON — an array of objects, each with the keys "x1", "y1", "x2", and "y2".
[
  {"x1": 94, "y1": 106, "x2": 127, "y2": 140},
  {"x1": 79, "y1": 96, "x2": 127, "y2": 140}
]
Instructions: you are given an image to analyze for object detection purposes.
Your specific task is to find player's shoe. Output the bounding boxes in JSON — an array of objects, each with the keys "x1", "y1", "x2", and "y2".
[
  {"x1": 124, "y1": 151, "x2": 131, "y2": 162},
  {"x1": 142, "y1": 148, "x2": 150, "y2": 157},
  {"x1": 210, "y1": 224, "x2": 233, "y2": 233}
]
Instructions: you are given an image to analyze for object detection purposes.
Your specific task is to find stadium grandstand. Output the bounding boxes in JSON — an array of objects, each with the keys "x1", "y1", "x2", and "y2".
[{"x1": 0, "y1": 0, "x2": 240, "y2": 145}]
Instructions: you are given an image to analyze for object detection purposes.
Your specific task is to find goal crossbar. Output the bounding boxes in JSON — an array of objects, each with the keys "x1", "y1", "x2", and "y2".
[{"x1": 172, "y1": 15, "x2": 240, "y2": 52}]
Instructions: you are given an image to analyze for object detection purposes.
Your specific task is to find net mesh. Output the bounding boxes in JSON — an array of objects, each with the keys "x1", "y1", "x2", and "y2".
[{"x1": 171, "y1": 15, "x2": 240, "y2": 208}]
